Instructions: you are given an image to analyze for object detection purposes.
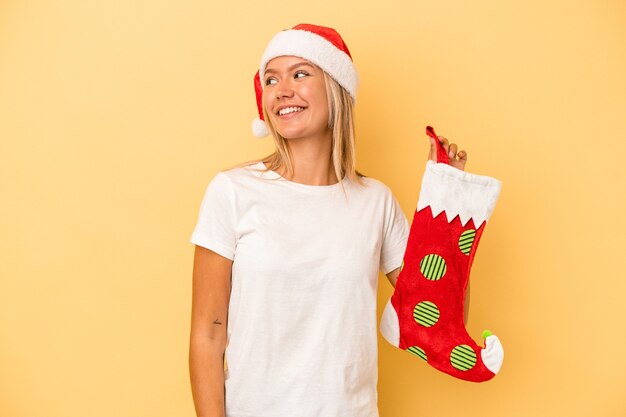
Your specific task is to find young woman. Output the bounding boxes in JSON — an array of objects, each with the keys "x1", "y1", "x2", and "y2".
[{"x1": 189, "y1": 24, "x2": 468, "y2": 417}]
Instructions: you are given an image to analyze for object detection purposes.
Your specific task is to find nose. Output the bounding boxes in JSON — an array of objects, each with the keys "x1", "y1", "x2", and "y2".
[{"x1": 275, "y1": 79, "x2": 295, "y2": 99}]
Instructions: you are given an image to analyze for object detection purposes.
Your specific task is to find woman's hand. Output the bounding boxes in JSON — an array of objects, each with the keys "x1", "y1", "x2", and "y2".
[{"x1": 428, "y1": 135, "x2": 468, "y2": 171}]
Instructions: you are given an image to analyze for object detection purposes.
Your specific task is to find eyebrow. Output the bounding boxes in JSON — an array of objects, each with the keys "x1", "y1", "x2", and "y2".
[{"x1": 264, "y1": 61, "x2": 314, "y2": 76}]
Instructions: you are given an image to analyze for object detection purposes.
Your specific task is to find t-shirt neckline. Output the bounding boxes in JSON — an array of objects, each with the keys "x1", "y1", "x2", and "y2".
[{"x1": 252, "y1": 162, "x2": 347, "y2": 194}]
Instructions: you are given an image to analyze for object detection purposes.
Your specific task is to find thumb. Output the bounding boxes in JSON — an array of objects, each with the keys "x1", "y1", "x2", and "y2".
[{"x1": 428, "y1": 137, "x2": 437, "y2": 161}]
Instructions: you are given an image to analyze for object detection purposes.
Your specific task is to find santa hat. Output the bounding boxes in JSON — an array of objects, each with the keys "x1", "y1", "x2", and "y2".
[{"x1": 252, "y1": 23, "x2": 358, "y2": 137}]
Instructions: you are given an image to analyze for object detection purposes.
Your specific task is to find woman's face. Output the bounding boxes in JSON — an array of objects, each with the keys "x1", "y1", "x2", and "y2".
[{"x1": 262, "y1": 56, "x2": 330, "y2": 141}]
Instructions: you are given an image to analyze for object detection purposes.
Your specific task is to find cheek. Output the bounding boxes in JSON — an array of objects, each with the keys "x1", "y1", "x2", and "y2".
[
  {"x1": 262, "y1": 90, "x2": 272, "y2": 115},
  {"x1": 305, "y1": 85, "x2": 329, "y2": 116}
]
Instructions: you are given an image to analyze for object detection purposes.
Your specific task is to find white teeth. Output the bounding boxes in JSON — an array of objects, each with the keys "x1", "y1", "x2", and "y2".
[{"x1": 278, "y1": 106, "x2": 304, "y2": 116}]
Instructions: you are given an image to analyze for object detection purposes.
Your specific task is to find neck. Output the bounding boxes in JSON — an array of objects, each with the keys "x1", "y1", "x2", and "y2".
[{"x1": 277, "y1": 130, "x2": 338, "y2": 186}]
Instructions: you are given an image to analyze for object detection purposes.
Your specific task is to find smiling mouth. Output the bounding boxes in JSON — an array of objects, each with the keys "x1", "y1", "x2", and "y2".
[{"x1": 277, "y1": 106, "x2": 306, "y2": 116}]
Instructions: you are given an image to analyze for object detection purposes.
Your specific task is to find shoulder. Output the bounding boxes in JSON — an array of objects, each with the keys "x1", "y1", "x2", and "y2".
[
  {"x1": 198, "y1": 163, "x2": 266, "y2": 211},
  {"x1": 352, "y1": 175, "x2": 395, "y2": 197},
  {"x1": 211, "y1": 161, "x2": 267, "y2": 185},
  {"x1": 218, "y1": 161, "x2": 263, "y2": 177}
]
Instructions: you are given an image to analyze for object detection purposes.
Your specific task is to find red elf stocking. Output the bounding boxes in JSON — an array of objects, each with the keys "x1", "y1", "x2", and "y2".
[{"x1": 380, "y1": 126, "x2": 504, "y2": 383}]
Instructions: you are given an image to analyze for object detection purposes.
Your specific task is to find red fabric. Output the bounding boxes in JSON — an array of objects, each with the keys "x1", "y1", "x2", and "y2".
[
  {"x1": 253, "y1": 70, "x2": 264, "y2": 121},
  {"x1": 292, "y1": 23, "x2": 353, "y2": 59},
  {"x1": 391, "y1": 207, "x2": 495, "y2": 382},
  {"x1": 426, "y1": 125, "x2": 450, "y2": 164}
]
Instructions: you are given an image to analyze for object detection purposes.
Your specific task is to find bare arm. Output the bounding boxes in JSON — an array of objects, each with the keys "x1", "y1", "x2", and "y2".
[
  {"x1": 386, "y1": 267, "x2": 470, "y2": 325},
  {"x1": 189, "y1": 245, "x2": 233, "y2": 417},
  {"x1": 386, "y1": 267, "x2": 401, "y2": 288}
]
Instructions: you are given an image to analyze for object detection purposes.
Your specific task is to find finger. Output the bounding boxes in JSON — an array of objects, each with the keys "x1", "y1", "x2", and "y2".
[
  {"x1": 456, "y1": 150, "x2": 468, "y2": 171},
  {"x1": 448, "y1": 143, "x2": 458, "y2": 159}
]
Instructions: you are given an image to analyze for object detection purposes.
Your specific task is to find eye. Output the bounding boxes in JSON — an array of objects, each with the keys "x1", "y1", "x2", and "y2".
[
  {"x1": 265, "y1": 77, "x2": 277, "y2": 86},
  {"x1": 294, "y1": 70, "x2": 309, "y2": 79}
]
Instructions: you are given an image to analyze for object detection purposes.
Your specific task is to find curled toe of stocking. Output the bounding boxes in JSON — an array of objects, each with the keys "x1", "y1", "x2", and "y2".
[{"x1": 481, "y1": 334, "x2": 504, "y2": 375}]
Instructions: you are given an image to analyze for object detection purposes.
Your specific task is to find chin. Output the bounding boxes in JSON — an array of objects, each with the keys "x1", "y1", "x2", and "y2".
[
  {"x1": 275, "y1": 128, "x2": 307, "y2": 140},
  {"x1": 276, "y1": 126, "x2": 331, "y2": 141}
]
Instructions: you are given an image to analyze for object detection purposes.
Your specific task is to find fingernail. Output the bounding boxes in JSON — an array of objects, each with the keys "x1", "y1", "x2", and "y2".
[{"x1": 449, "y1": 150, "x2": 454, "y2": 157}]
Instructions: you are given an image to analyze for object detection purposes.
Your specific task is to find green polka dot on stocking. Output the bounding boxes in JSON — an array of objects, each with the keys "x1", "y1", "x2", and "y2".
[
  {"x1": 406, "y1": 346, "x2": 427, "y2": 361},
  {"x1": 419, "y1": 254, "x2": 447, "y2": 280},
  {"x1": 413, "y1": 301, "x2": 440, "y2": 327},
  {"x1": 458, "y1": 229, "x2": 476, "y2": 255},
  {"x1": 450, "y1": 344, "x2": 477, "y2": 371}
]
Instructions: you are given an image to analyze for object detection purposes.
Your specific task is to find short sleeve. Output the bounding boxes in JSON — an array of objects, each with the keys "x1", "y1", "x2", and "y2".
[
  {"x1": 190, "y1": 172, "x2": 237, "y2": 261},
  {"x1": 379, "y1": 190, "x2": 410, "y2": 275}
]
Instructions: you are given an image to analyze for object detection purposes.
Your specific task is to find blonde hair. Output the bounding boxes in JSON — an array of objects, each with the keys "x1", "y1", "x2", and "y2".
[{"x1": 231, "y1": 70, "x2": 367, "y2": 190}]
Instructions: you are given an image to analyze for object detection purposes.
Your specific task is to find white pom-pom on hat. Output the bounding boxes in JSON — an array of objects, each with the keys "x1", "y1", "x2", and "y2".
[
  {"x1": 251, "y1": 23, "x2": 358, "y2": 137},
  {"x1": 252, "y1": 117, "x2": 269, "y2": 138}
]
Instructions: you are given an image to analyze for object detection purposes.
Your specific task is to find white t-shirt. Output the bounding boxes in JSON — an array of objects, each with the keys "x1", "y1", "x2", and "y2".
[{"x1": 190, "y1": 162, "x2": 409, "y2": 417}]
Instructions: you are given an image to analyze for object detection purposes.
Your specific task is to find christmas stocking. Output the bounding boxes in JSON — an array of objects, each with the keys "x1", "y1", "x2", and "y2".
[{"x1": 380, "y1": 126, "x2": 504, "y2": 382}]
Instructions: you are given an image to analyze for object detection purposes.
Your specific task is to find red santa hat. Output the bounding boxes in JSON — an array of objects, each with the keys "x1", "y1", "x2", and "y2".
[{"x1": 252, "y1": 23, "x2": 358, "y2": 137}]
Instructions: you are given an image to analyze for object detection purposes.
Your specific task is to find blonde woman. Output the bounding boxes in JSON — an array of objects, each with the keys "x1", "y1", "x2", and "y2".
[{"x1": 189, "y1": 24, "x2": 468, "y2": 417}]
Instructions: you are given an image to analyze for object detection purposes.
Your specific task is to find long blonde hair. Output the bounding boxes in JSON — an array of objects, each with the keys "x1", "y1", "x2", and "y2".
[{"x1": 231, "y1": 70, "x2": 367, "y2": 189}]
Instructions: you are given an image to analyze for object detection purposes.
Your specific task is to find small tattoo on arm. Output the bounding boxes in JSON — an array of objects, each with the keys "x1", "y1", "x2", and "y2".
[{"x1": 213, "y1": 318, "x2": 222, "y2": 325}]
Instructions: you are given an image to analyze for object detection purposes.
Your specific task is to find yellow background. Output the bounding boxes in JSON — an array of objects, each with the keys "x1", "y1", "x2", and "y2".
[{"x1": 1, "y1": 0, "x2": 625, "y2": 416}]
